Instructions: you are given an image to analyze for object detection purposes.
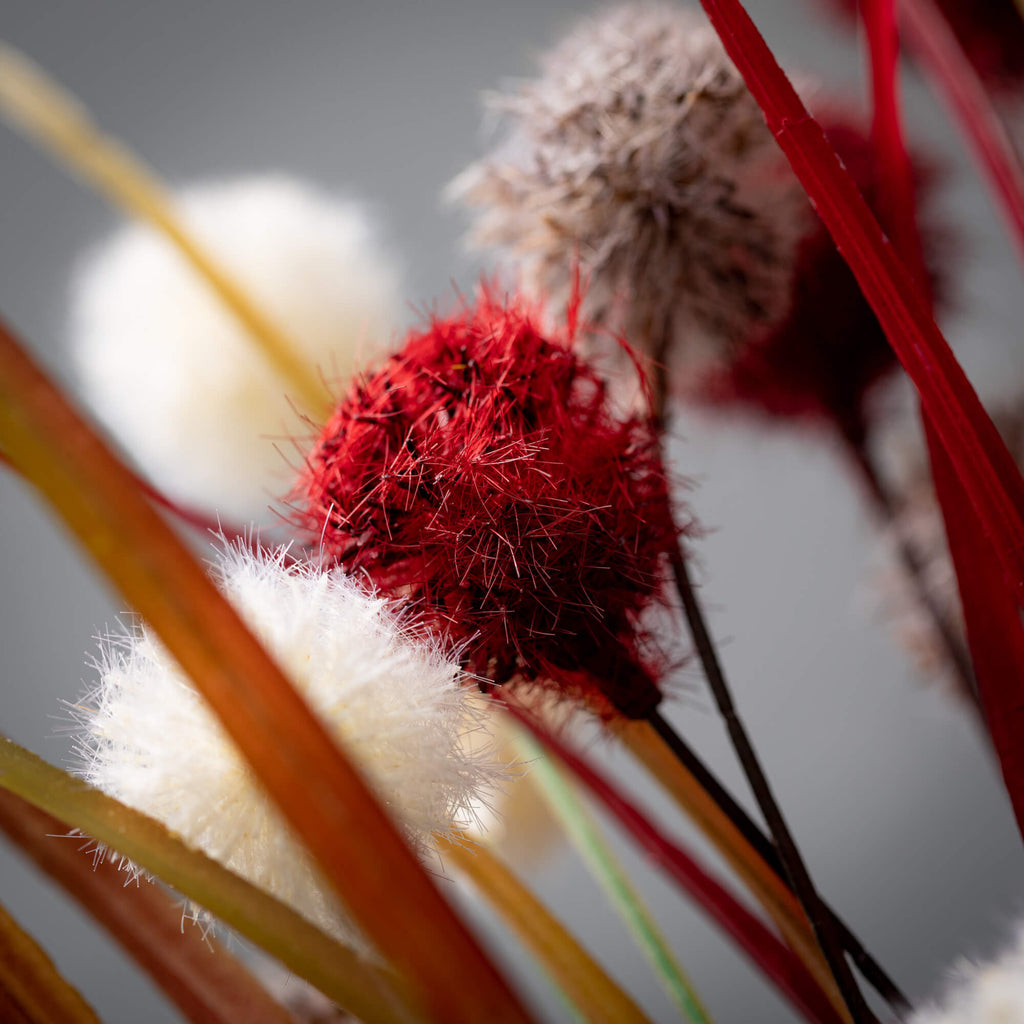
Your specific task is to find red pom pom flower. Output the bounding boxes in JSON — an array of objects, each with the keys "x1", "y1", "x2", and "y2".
[{"x1": 298, "y1": 290, "x2": 680, "y2": 718}]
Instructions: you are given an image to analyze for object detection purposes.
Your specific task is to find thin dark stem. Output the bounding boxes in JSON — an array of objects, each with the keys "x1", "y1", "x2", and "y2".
[
  {"x1": 845, "y1": 437, "x2": 981, "y2": 716},
  {"x1": 647, "y1": 710, "x2": 911, "y2": 1016},
  {"x1": 648, "y1": 332, "x2": 870, "y2": 1019},
  {"x1": 496, "y1": 691, "x2": 849, "y2": 1024},
  {"x1": 667, "y1": 544, "x2": 873, "y2": 1023}
]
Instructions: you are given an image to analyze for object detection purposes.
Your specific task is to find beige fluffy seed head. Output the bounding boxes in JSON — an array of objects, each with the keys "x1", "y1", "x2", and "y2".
[
  {"x1": 872, "y1": 397, "x2": 1024, "y2": 682},
  {"x1": 71, "y1": 542, "x2": 503, "y2": 942},
  {"x1": 70, "y1": 175, "x2": 401, "y2": 522},
  {"x1": 451, "y1": 3, "x2": 813, "y2": 373}
]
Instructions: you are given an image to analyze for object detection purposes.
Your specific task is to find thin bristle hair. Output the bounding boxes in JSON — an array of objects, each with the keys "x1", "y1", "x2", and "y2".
[{"x1": 298, "y1": 288, "x2": 681, "y2": 719}]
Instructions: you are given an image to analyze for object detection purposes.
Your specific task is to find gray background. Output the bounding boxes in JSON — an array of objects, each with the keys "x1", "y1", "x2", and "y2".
[{"x1": 1, "y1": 1, "x2": 1022, "y2": 1021}]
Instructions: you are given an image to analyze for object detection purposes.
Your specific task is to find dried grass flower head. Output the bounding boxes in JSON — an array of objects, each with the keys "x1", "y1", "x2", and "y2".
[
  {"x1": 298, "y1": 287, "x2": 681, "y2": 719},
  {"x1": 454, "y1": 4, "x2": 946, "y2": 442},
  {"x1": 871, "y1": 396, "x2": 1024, "y2": 680},
  {"x1": 71, "y1": 542, "x2": 502, "y2": 941},
  {"x1": 70, "y1": 174, "x2": 401, "y2": 522},
  {"x1": 451, "y1": 2, "x2": 814, "y2": 375}
]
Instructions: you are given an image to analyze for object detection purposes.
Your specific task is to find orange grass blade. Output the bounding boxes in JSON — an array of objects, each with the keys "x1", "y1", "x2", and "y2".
[
  {"x1": 0, "y1": 896, "x2": 101, "y2": 1024},
  {"x1": 0, "y1": 789, "x2": 296, "y2": 1024},
  {"x1": 694, "y1": 0, "x2": 1024, "y2": 604},
  {"x1": 496, "y1": 697, "x2": 845, "y2": 1024},
  {"x1": 438, "y1": 836, "x2": 654, "y2": 1024},
  {"x1": 0, "y1": 318, "x2": 533, "y2": 1024},
  {"x1": 618, "y1": 720, "x2": 908, "y2": 1013}
]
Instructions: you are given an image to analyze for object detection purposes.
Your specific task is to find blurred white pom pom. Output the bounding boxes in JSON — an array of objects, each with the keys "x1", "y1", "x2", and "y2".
[
  {"x1": 70, "y1": 175, "x2": 401, "y2": 521},
  {"x1": 72, "y1": 542, "x2": 500, "y2": 941},
  {"x1": 913, "y1": 928, "x2": 1024, "y2": 1024},
  {"x1": 460, "y1": 691, "x2": 563, "y2": 866}
]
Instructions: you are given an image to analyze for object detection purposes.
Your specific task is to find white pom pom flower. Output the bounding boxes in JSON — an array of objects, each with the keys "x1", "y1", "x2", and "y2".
[
  {"x1": 70, "y1": 542, "x2": 500, "y2": 941},
  {"x1": 70, "y1": 175, "x2": 401, "y2": 522},
  {"x1": 913, "y1": 928, "x2": 1024, "y2": 1024},
  {"x1": 451, "y1": 3, "x2": 813, "y2": 373}
]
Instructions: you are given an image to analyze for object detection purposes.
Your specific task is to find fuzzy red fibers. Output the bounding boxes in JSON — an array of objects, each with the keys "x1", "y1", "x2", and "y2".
[
  {"x1": 693, "y1": 119, "x2": 946, "y2": 449},
  {"x1": 299, "y1": 291, "x2": 679, "y2": 719}
]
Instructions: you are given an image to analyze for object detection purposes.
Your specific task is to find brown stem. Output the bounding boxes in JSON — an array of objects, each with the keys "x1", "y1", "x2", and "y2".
[
  {"x1": 648, "y1": 324, "x2": 871, "y2": 1019},
  {"x1": 666, "y1": 544, "x2": 873, "y2": 1023}
]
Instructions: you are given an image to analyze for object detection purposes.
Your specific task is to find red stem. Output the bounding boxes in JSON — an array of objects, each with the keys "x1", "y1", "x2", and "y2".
[
  {"x1": 494, "y1": 693, "x2": 846, "y2": 1024},
  {"x1": 694, "y1": 0, "x2": 1024, "y2": 607},
  {"x1": 900, "y1": 0, "x2": 1024, "y2": 268}
]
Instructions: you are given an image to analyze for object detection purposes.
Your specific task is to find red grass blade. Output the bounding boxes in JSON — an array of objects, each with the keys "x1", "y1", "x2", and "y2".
[
  {"x1": 695, "y1": 0, "x2": 1024, "y2": 604},
  {"x1": 929, "y1": 450, "x2": 1024, "y2": 825},
  {"x1": 899, "y1": 0, "x2": 1024, "y2": 268},
  {"x1": 0, "y1": 317, "x2": 532, "y2": 1024},
  {"x1": 862, "y1": 0, "x2": 1024, "y2": 841},
  {"x1": 494, "y1": 694, "x2": 845, "y2": 1024},
  {"x1": 863, "y1": 0, "x2": 926, "y2": 276}
]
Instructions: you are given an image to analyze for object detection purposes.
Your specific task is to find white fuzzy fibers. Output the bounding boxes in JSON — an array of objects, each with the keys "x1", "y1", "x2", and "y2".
[
  {"x1": 913, "y1": 929, "x2": 1024, "y2": 1024},
  {"x1": 70, "y1": 175, "x2": 400, "y2": 521},
  {"x1": 72, "y1": 544, "x2": 499, "y2": 940}
]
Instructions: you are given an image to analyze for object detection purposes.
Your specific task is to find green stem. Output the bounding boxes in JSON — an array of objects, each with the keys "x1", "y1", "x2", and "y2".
[{"x1": 512, "y1": 729, "x2": 713, "y2": 1024}]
